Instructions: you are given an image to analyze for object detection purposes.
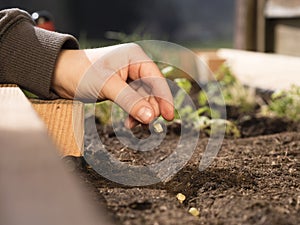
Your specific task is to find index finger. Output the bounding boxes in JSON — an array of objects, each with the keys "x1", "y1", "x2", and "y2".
[
  {"x1": 125, "y1": 44, "x2": 174, "y2": 121},
  {"x1": 130, "y1": 62, "x2": 174, "y2": 121}
]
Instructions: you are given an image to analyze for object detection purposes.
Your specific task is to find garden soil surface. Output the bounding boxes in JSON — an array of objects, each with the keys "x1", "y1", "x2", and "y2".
[
  {"x1": 66, "y1": 84, "x2": 300, "y2": 225},
  {"x1": 65, "y1": 114, "x2": 300, "y2": 225}
]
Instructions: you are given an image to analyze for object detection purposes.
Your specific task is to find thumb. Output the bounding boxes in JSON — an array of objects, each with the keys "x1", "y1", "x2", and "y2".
[{"x1": 102, "y1": 75, "x2": 155, "y2": 124}]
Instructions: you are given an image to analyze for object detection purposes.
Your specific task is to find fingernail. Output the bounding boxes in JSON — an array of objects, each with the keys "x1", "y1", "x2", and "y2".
[{"x1": 137, "y1": 107, "x2": 153, "y2": 123}]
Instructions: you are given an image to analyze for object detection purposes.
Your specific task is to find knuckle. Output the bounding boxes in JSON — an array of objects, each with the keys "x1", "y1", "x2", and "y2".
[
  {"x1": 127, "y1": 43, "x2": 142, "y2": 51},
  {"x1": 126, "y1": 43, "x2": 145, "y2": 56}
]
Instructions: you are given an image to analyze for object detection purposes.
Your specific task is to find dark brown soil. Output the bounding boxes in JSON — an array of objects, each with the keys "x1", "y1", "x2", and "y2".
[
  {"x1": 64, "y1": 83, "x2": 300, "y2": 225},
  {"x1": 68, "y1": 114, "x2": 300, "y2": 225}
]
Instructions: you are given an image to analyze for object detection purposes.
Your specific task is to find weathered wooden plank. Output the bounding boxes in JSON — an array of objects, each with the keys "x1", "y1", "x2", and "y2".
[
  {"x1": 0, "y1": 85, "x2": 113, "y2": 225},
  {"x1": 0, "y1": 85, "x2": 44, "y2": 130},
  {"x1": 265, "y1": 0, "x2": 300, "y2": 18},
  {"x1": 217, "y1": 48, "x2": 300, "y2": 90},
  {"x1": 274, "y1": 21, "x2": 300, "y2": 57},
  {"x1": 31, "y1": 99, "x2": 84, "y2": 157}
]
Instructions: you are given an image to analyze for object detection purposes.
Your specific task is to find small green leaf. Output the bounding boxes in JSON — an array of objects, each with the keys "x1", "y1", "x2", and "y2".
[
  {"x1": 161, "y1": 66, "x2": 175, "y2": 78},
  {"x1": 174, "y1": 78, "x2": 192, "y2": 94}
]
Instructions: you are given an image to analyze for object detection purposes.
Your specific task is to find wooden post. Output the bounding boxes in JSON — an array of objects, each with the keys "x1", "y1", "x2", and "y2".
[
  {"x1": 257, "y1": 0, "x2": 267, "y2": 52},
  {"x1": 234, "y1": 0, "x2": 258, "y2": 50},
  {"x1": 31, "y1": 99, "x2": 84, "y2": 157},
  {"x1": 0, "y1": 85, "x2": 113, "y2": 225}
]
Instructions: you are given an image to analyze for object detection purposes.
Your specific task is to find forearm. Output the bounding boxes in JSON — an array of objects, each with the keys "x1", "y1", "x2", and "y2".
[{"x1": 0, "y1": 8, "x2": 79, "y2": 99}]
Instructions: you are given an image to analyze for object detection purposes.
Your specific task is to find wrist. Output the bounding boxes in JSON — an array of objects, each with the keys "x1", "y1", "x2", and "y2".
[{"x1": 52, "y1": 50, "x2": 91, "y2": 99}]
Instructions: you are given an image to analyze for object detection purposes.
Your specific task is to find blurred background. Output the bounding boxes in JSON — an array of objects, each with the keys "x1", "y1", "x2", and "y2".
[
  {"x1": 0, "y1": 0, "x2": 235, "y2": 48},
  {"x1": 1, "y1": 0, "x2": 299, "y2": 56}
]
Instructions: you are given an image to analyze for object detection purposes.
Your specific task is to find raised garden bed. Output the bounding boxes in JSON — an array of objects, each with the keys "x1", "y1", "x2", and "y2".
[{"x1": 67, "y1": 76, "x2": 300, "y2": 225}]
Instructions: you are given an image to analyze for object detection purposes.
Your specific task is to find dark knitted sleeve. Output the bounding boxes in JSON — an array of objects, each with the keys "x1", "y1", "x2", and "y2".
[{"x1": 0, "y1": 8, "x2": 79, "y2": 99}]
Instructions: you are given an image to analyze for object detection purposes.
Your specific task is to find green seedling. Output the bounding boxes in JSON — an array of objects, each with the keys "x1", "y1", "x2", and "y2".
[
  {"x1": 89, "y1": 65, "x2": 241, "y2": 138},
  {"x1": 161, "y1": 66, "x2": 174, "y2": 78},
  {"x1": 198, "y1": 64, "x2": 256, "y2": 113},
  {"x1": 87, "y1": 100, "x2": 131, "y2": 127},
  {"x1": 22, "y1": 89, "x2": 38, "y2": 99},
  {"x1": 171, "y1": 77, "x2": 240, "y2": 138},
  {"x1": 264, "y1": 85, "x2": 300, "y2": 122},
  {"x1": 174, "y1": 78, "x2": 192, "y2": 93}
]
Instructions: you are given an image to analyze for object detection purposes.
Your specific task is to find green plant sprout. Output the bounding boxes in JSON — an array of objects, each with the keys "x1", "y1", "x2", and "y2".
[
  {"x1": 88, "y1": 65, "x2": 240, "y2": 138},
  {"x1": 162, "y1": 66, "x2": 240, "y2": 137},
  {"x1": 174, "y1": 78, "x2": 192, "y2": 93},
  {"x1": 86, "y1": 100, "x2": 132, "y2": 125},
  {"x1": 85, "y1": 101, "x2": 114, "y2": 125},
  {"x1": 198, "y1": 64, "x2": 256, "y2": 113},
  {"x1": 22, "y1": 89, "x2": 38, "y2": 99},
  {"x1": 171, "y1": 77, "x2": 240, "y2": 138},
  {"x1": 263, "y1": 85, "x2": 300, "y2": 122}
]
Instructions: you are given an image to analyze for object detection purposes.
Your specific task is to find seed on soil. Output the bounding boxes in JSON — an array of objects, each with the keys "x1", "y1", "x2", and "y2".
[
  {"x1": 176, "y1": 193, "x2": 186, "y2": 203},
  {"x1": 153, "y1": 122, "x2": 164, "y2": 133},
  {"x1": 188, "y1": 207, "x2": 200, "y2": 217}
]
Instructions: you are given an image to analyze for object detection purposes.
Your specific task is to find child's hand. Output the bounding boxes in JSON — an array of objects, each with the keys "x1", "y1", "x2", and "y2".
[{"x1": 52, "y1": 43, "x2": 174, "y2": 128}]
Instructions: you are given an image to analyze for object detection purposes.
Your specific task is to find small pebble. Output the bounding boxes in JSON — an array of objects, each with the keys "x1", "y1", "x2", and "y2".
[
  {"x1": 289, "y1": 168, "x2": 295, "y2": 174},
  {"x1": 188, "y1": 207, "x2": 200, "y2": 217},
  {"x1": 159, "y1": 205, "x2": 167, "y2": 212},
  {"x1": 176, "y1": 193, "x2": 186, "y2": 204}
]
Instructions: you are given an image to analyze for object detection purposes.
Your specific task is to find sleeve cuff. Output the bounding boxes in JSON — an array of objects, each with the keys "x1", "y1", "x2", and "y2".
[{"x1": 0, "y1": 18, "x2": 79, "y2": 99}]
